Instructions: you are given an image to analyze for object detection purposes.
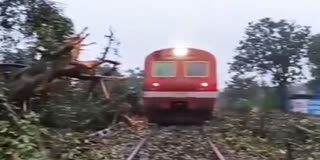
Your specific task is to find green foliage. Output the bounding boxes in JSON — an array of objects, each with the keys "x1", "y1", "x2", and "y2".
[
  {"x1": 229, "y1": 17, "x2": 311, "y2": 110},
  {"x1": 37, "y1": 66, "x2": 140, "y2": 130},
  {"x1": 230, "y1": 17, "x2": 310, "y2": 85},
  {"x1": 0, "y1": 101, "x2": 117, "y2": 160},
  {"x1": 0, "y1": 0, "x2": 74, "y2": 63},
  {"x1": 261, "y1": 88, "x2": 281, "y2": 110},
  {"x1": 43, "y1": 130, "x2": 112, "y2": 160},
  {"x1": 125, "y1": 68, "x2": 144, "y2": 113},
  {"x1": 40, "y1": 85, "x2": 125, "y2": 130},
  {"x1": 221, "y1": 74, "x2": 281, "y2": 113},
  {"x1": 0, "y1": 111, "x2": 48, "y2": 160},
  {"x1": 0, "y1": 1, "x2": 141, "y2": 159},
  {"x1": 234, "y1": 98, "x2": 253, "y2": 114},
  {"x1": 126, "y1": 68, "x2": 143, "y2": 93},
  {"x1": 40, "y1": 90, "x2": 104, "y2": 129},
  {"x1": 226, "y1": 74, "x2": 259, "y2": 97},
  {"x1": 222, "y1": 74, "x2": 260, "y2": 108},
  {"x1": 0, "y1": 66, "x2": 137, "y2": 159},
  {"x1": 307, "y1": 34, "x2": 320, "y2": 88}
]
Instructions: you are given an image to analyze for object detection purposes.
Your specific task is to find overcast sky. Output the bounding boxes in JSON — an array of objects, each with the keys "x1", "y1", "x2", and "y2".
[{"x1": 53, "y1": 0, "x2": 320, "y2": 89}]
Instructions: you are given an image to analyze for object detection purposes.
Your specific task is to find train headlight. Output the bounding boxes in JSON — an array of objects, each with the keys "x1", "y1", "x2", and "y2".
[
  {"x1": 152, "y1": 82, "x2": 160, "y2": 87},
  {"x1": 201, "y1": 82, "x2": 208, "y2": 87},
  {"x1": 173, "y1": 48, "x2": 188, "y2": 56}
]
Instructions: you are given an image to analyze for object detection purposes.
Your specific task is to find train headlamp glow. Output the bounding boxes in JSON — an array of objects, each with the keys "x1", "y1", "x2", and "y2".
[
  {"x1": 173, "y1": 48, "x2": 188, "y2": 56},
  {"x1": 201, "y1": 82, "x2": 208, "y2": 87},
  {"x1": 152, "y1": 83, "x2": 160, "y2": 87}
]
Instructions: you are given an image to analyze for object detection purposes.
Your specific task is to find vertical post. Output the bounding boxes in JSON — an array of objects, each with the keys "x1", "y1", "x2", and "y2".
[
  {"x1": 100, "y1": 80, "x2": 110, "y2": 100},
  {"x1": 22, "y1": 100, "x2": 28, "y2": 112}
]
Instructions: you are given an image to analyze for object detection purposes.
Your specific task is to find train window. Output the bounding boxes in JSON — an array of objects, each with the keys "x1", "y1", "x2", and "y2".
[
  {"x1": 185, "y1": 61, "x2": 208, "y2": 77},
  {"x1": 153, "y1": 61, "x2": 176, "y2": 77}
]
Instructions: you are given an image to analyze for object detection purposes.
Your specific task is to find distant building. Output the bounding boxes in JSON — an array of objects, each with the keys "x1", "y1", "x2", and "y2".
[
  {"x1": 288, "y1": 94, "x2": 312, "y2": 114},
  {"x1": 287, "y1": 84, "x2": 320, "y2": 116}
]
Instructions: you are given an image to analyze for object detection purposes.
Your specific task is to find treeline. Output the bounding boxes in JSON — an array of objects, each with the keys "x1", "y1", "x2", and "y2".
[{"x1": 220, "y1": 17, "x2": 320, "y2": 112}]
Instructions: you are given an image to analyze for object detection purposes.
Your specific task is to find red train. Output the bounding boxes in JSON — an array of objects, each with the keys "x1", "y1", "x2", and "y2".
[{"x1": 143, "y1": 48, "x2": 218, "y2": 124}]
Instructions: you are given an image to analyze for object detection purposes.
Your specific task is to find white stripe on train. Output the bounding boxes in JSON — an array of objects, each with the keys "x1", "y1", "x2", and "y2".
[{"x1": 143, "y1": 91, "x2": 218, "y2": 98}]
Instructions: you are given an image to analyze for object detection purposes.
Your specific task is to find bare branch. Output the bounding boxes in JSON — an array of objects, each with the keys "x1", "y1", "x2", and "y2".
[
  {"x1": 80, "y1": 42, "x2": 97, "y2": 47},
  {"x1": 99, "y1": 27, "x2": 120, "y2": 61},
  {"x1": 78, "y1": 27, "x2": 88, "y2": 36}
]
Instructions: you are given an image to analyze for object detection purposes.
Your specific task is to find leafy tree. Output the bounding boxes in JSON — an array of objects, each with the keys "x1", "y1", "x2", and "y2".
[
  {"x1": 126, "y1": 67, "x2": 144, "y2": 94},
  {"x1": 229, "y1": 18, "x2": 311, "y2": 111},
  {"x1": 125, "y1": 68, "x2": 144, "y2": 114},
  {"x1": 307, "y1": 34, "x2": 320, "y2": 88},
  {"x1": 0, "y1": 0, "x2": 74, "y2": 63},
  {"x1": 227, "y1": 74, "x2": 258, "y2": 91},
  {"x1": 223, "y1": 74, "x2": 259, "y2": 105},
  {"x1": 222, "y1": 75, "x2": 261, "y2": 127}
]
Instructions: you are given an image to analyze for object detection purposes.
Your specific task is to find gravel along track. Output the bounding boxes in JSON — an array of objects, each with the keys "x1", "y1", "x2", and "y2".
[
  {"x1": 105, "y1": 122, "x2": 260, "y2": 160},
  {"x1": 125, "y1": 125, "x2": 224, "y2": 160}
]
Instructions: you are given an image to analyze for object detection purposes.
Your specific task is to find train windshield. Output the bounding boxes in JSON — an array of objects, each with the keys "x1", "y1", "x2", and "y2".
[
  {"x1": 153, "y1": 61, "x2": 175, "y2": 77},
  {"x1": 185, "y1": 61, "x2": 208, "y2": 77}
]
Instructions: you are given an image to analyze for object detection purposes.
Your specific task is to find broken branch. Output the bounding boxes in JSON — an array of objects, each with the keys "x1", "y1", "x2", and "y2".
[
  {"x1": 100, "y1": 79, "x2": 110, "y2": 99},
  {"x1": 294, "y1": 125, "x2": 315, "y2": 134}
]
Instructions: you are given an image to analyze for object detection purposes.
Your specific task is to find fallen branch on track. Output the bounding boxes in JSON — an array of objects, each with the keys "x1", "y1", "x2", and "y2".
[
  {"x1": 207, "y1": 140, "x2": 225, "y2": 160},
  {"x1": 294, "y1": 125, "x2": 315, "y2": 134}
]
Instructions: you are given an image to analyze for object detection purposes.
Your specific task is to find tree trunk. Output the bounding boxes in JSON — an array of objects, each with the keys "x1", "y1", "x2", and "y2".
[
  {"x1": 278, "y1": 83, "x2": 288, "y2": 112},
  {"x1": 259, "y1": 112, "x2": 267, "y2": 137}
]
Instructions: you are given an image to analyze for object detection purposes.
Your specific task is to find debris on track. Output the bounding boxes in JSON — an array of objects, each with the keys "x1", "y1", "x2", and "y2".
[
  {"x1": 104, "y1": 123, "x2": 255, "y2": 160},
  {"x1": 41, "y1": 110, "x2": 320, "y2": 160}
]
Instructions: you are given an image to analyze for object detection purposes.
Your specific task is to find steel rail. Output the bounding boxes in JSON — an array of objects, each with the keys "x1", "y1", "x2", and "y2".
[
  {"x1": 200, "y1": 125, "x2": 226, "y2": 160},
  {"x1": 126, "y1": 124, "x2": 226, "y2": 160},
  {"x1": 207, "y1": 138, "x2": 225, "y2": 160},
  {"x1": 126, "y1": 137, "x2": 148, "y2": 160},
  {"x1": 126, "y1": 126, "x2": 159, "y2": 160}
]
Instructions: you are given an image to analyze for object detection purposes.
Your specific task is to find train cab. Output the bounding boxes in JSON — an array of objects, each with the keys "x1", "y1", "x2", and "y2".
[{"x1": 143, "y1": 48, "x2": 218, "y2": 124}]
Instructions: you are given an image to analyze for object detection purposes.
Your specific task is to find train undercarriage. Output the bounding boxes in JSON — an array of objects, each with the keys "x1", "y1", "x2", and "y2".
[{"x1": 145, "y1": 101, "x2": 214, "y2": 125}]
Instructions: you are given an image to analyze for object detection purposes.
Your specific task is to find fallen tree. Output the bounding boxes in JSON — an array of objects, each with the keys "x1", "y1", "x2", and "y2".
[{"x1": 0, "y1": 27, "x2": 126, "y2": 112}]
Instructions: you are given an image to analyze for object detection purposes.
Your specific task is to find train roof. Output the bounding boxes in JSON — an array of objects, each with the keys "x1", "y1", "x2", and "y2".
[{"x1": 146, "y1": 47, "x2": 216, "y2": 59}]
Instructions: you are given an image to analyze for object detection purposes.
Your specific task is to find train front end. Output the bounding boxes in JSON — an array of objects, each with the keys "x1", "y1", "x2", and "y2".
[{"x1": 143, "y1": 48, "x2": 218, "y2": 125}]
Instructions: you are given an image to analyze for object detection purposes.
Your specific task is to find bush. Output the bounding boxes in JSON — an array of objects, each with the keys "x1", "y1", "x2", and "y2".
[
  {"x1": 234, "y1": 98, "x2": 253, "y2": 114},
  {"x1": 0, "y1": 111, "x2": 48, "y2": 160}
]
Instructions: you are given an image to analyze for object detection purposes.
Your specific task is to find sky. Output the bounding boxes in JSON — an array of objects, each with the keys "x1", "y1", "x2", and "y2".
[{"x1": 53, "y1": 0, "x2": 320, "y2": 89}]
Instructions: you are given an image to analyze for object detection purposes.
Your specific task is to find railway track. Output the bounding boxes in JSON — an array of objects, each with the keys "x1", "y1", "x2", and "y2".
[{"x1": 125, "y1": 124, "x2": 225, "y2": 160}]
